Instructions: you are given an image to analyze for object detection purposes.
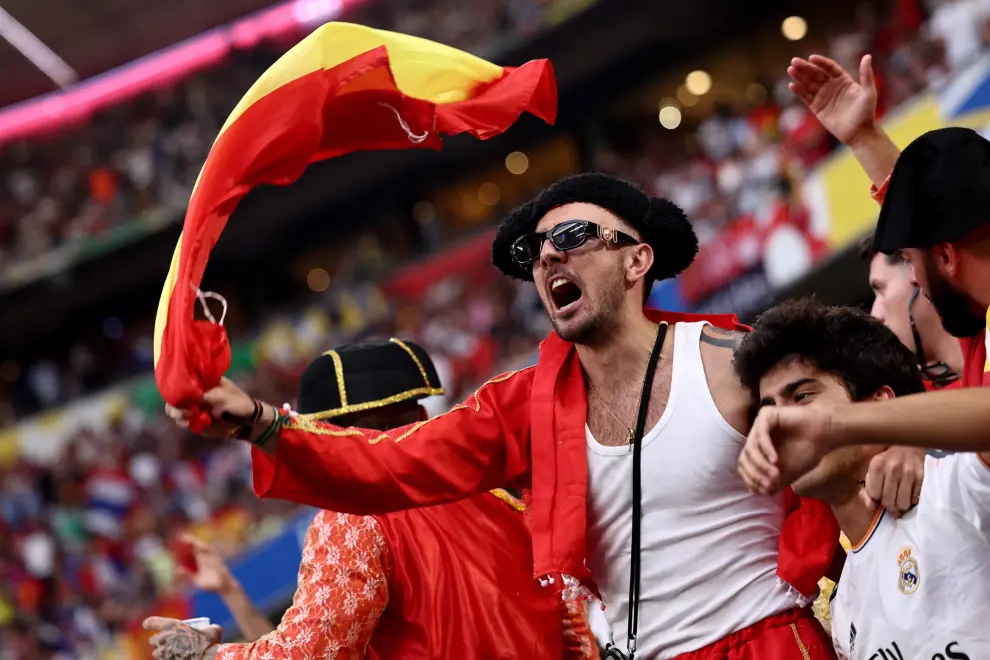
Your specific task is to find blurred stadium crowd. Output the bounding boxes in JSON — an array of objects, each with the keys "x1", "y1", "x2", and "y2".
[
  {"x1": 0, "y1": 0, "x2": 562, "y2": 275},
  {"x1": 3, "y1": 0, "x2": 990, "y2": 657}
]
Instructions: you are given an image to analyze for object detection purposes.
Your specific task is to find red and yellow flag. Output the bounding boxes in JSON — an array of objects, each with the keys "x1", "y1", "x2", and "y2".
[{"x1": 153, "y1": 22, "x2": 556, "y2": 422}]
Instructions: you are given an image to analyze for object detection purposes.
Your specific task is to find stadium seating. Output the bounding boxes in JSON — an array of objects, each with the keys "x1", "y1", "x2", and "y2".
[{"x1": 5, "y1": 0, "x2": 990, "y2": 656}]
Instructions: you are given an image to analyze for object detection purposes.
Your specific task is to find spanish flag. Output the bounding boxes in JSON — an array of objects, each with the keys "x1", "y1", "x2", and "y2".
[{"x1": 153, "y1": 22, "x2": 557, "y2": 425}]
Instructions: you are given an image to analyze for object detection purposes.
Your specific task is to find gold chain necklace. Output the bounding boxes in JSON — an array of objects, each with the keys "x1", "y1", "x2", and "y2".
[
  {"x1": 586, "y1": 377, "x2": 635, "y2": 442},
  {"x1": 585, "y1": 323, "x2": 664, "y2": 444}
]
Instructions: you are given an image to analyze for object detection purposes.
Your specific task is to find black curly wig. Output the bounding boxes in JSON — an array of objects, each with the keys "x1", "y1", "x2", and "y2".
[
  {"x1": 491, "y1": 172, "x2": 699, "y2": 288},
  {"x1": 733, "y1": 298, "x2": 925, "y2": 401}
]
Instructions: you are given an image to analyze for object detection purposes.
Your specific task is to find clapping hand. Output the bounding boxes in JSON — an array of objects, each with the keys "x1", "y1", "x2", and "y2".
[{"x1": 787, "y1": 53, "x2": 878, "y2": 146}]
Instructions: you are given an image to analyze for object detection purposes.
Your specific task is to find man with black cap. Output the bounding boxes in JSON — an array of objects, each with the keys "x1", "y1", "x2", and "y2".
[
  {"x1": 872, "y1": 126, "x2": 990, "y2": 345},
  {"x1": 732, "y1": 54, "x2": 990, "y2": 493},
  {"x1": 147, "y1": 339, "x2": 599, "y2": 660},
  {"x1": 166, "y1": 172, "x2": 899, "y2": 658}
]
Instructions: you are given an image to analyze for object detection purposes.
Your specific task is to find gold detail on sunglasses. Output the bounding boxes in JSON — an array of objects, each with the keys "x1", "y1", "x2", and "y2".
[{"x1": 600, "y1": 227, "x2": 614, "y2": 241}]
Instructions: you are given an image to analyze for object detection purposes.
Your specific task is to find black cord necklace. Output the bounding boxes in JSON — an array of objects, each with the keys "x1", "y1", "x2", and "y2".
[{"x1": 604, "y1": 321, "x2": 667, "y2": 660}]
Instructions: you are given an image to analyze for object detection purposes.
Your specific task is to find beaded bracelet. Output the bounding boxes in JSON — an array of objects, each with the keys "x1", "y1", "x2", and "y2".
[
  {"x1": 252, "y1": 405, "x2": 292, "y2": 447},
  {"x1": 230, "y1": 400, "x2": 264, "y2": 440},
  {"x1": 252, "y1": 407, "x2": 280, "y2": 447},
  {"x1": 250, "y1": 399, "x2": 264, "y2": 425}
]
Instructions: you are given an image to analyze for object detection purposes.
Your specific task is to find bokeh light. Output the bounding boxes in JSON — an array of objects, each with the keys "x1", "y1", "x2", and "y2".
[
  {"x1": 307, "y1": 267, "x2": 330, "y2": 292},
  {"x1": 746, "y1": 83, "x2": 767, "y2": 105},
  {"x1": 659, "y1": 105, "x2": 682, "y2": 129},
  {"x1": 685, "y1": 70, "x2": 712, "y2": 96},
  {"x1": 478, "y1": 182, "x2": 502, "y2": 206},
  {"x1": 412, "y1": 201, "x2": 437, "y2": 225},
  {"x1": 781, "y1": 16, "x2": 808, "y2": 41},
  {"x1": 505, "y1": 151, "x2": 529, "y2": 175}
]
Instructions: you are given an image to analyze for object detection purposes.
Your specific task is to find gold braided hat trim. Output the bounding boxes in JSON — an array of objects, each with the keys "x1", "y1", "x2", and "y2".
[
  {"x1": 286, "y1": 369, "x2": 530, "y2": 444},
  {"x1": 301, "y1": 386, "x2": 446, "y2": 421},
  {"x1": 304, "y1": 337, "x2": 444, "y2": 421}
]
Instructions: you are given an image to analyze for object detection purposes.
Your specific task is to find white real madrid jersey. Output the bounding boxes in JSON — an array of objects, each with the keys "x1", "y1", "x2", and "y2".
[{"x1": 830, "y1": 453, "x2": 990, "y2": 660}]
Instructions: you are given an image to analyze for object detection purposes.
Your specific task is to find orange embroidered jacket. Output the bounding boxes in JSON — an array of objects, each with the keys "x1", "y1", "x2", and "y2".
[
  {"x1": 251, "y1": 310, "x2": 839, "y2": 602},
  {"x1": 216, "y1": 491, "x2": 598, "y2": 659}
]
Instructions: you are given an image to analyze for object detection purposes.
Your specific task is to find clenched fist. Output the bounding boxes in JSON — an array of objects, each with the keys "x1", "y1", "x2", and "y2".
[
  {"x1": 165, "y1": 377, "x2": 262, "y2": 439},
  {"x1": 739, "y1": 403, "x2": 925, "y2": 516},
  {"x1": 738, "y1": 404, "x2": 833, "y2": 495}
]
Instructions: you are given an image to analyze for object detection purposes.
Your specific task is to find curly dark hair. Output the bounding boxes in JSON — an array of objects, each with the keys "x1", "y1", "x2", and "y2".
[{"x1": 733, "y1": 298, "x2": 925, "y2": 401}]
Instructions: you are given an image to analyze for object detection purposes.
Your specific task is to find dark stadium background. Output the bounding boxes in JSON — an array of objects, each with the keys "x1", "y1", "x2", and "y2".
[{"x1": 2, "y1": 0, "x2": 987, "y2": 655}]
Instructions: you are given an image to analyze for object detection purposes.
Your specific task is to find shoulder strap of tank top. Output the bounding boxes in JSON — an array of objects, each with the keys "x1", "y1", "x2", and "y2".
[{"x1": 672, "y1": 321, "x2": 709, "y2": 380}]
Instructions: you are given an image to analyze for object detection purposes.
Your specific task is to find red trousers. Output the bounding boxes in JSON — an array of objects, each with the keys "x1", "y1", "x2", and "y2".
[{"x1": 674, "y1": 608, "x2": 836, "y2": 660}]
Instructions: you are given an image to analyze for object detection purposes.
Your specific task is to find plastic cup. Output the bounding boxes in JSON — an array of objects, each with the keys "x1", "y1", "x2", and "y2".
[{"x1": 182, "y1": 617, "x2": 212, "y2": 631}]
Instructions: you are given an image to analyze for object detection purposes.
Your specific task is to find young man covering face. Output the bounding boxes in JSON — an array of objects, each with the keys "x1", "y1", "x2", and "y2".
[{"x1": 735, "y1": 299, "x2": 990, "y2": 660}]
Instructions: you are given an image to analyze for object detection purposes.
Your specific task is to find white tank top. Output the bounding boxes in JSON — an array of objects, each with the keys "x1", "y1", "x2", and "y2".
[{"x1": 585, "y1": 321, "x2": 802, "y2": 658}]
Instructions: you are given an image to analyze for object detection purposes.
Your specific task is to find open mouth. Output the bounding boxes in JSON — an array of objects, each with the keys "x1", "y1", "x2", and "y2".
[{"x1": 548, "y1": 276, "x2": 583, "y2": 311}]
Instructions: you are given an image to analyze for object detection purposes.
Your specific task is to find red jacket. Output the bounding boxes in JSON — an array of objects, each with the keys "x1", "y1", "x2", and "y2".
[
  {"x1": 252, "y1": 309, "x2": 839, "y2": 603},
  {"x1": 372, "y1": 492, "x2": 594, "y2": 658}
]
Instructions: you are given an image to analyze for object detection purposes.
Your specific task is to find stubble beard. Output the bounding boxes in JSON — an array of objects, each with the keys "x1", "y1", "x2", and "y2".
[
  {"x1": 551, "y1": 306, "x2": 604, "y2": 345},
  {"x1": 547, "y1": 283, "x2": 624, "y2": 346},
  {"x1": 925, "y1": 265, "x2": 985, "y2": 338}
]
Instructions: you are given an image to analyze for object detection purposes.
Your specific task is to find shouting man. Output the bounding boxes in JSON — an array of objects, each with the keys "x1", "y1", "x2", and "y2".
[{"x1": 168, "y1": 173, "x2": 922, "y2": 659}]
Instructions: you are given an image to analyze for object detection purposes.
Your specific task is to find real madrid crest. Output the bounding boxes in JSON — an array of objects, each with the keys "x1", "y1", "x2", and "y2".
[{"x1": 897, "y1": 546, "x2": 920, "y2": 595}]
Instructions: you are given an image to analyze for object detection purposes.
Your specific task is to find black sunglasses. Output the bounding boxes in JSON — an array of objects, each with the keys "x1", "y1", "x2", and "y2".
[
  {"x1": 908, "y1": 287, "x2": 958, "y2": 387},
  {"x1": 510, "y1": 220, "x2": 639, "y2": 267}
]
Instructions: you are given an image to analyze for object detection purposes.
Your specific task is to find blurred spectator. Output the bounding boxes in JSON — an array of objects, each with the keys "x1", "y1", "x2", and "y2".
[
  {"x1": 0, "y1": 0, "x2": 560, "y2": 281},
  {"x1": 5, "y1": 0, "x2": 990, "y2": 656},
  {"x1": 926, "y1": 0, "x2": 990, "y2": 71},
  {"x1": 11, "y1": 0, "x2": 983, "y2": 426}
]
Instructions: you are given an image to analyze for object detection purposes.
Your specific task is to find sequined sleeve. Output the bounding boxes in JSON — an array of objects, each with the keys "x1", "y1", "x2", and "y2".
[
  {"x1": 215, "y1": 510, "x2": 392, "y2": 660},
  {"x1": 561, "y1": 600, "x2": 601, "y2": 659}
]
